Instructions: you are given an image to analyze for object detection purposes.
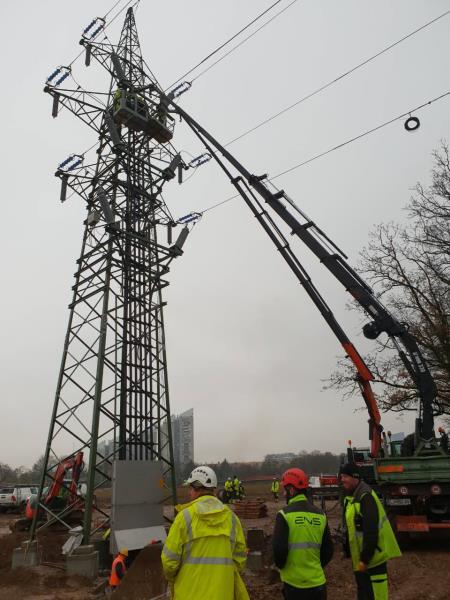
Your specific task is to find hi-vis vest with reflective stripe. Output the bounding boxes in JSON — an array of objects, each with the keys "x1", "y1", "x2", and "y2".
[
  {"x1": 345, "y1": 484, "x2": 401, "y2": 571},
  {"x1": 109, "y1": 554, "x2": 125, "y2": 587},
  {"x1": 161, "y1": 495, "x2": 248, "y2": 600},
  {"x1": 279, "y1": 493, "x2": 327, "y2": 589}
]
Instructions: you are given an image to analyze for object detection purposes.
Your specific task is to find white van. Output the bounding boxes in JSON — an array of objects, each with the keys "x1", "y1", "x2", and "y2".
[{"x1": 0, "y1": 485, "x2": 38, "y2": 512}]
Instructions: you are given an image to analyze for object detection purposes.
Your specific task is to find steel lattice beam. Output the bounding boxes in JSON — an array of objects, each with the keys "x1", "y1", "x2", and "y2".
[{"x1": 31, "y1": 7, "x2": 184, "y2": 543}]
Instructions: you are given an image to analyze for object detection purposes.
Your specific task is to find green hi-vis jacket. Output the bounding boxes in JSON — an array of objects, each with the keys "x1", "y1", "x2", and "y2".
[
  {"x1": 271, "y1": 480, "x2": 280, "y2": 493},
  {"x1": 278, "y1": 493, "x2": 328, "y2": 588},
  {"x1": 161, "y1": 495, "x2": 249, "y2": 600},
  {"x1": 345, "y1": 481, "x2": 401, "y2": 571}
]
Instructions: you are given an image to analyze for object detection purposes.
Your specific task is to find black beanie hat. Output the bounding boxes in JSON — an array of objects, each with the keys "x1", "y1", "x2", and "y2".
[{"x1": 340, "y1": 463, "x2": 361, "y2": 479}]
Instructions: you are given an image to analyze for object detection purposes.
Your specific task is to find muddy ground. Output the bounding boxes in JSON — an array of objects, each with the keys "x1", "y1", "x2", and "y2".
[{"x1": 0, "y1": 489, "x2": 449, "y2": 599}]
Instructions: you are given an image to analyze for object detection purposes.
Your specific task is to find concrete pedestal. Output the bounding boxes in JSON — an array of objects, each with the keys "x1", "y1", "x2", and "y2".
[
  {"x1": 246, "y1": 551, "x2": 263, "y2": 571},
  {"x1": 66, "y1": 544, "x2": 99, "y2": 579},
  {"x1": 12, "y1": 540, "x2": 39, "y2": 568}
]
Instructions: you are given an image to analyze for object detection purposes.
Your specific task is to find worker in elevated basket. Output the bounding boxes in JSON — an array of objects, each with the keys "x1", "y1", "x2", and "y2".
[
  {"x1": 161, "y1": 466, "x2": 249, "y2": 600},
  {"x1": 272, "y1": 468, "x2": 333, "y2": 599},
  {"x1": 341, "y1": 463, "x2": 401, "y2": 600}
]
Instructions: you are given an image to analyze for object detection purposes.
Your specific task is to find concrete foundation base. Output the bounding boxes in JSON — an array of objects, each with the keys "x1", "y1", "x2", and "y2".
[
  {"x1": 66, "y1": 544, "x2": 99, "y2": 579},
  {"x1": 246, "y1": 551, "x2": 263, "y2": 571},
  {"x1": 12, "y1": 540, "x2": 39, "y2": 569}
]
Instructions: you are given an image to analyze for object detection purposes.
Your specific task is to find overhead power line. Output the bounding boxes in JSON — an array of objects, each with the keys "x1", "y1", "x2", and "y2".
[
  {"x1": 197, "y1": 90, "x2": 450, "y2": 215},
  {"x1": 104, "y1": 0, "x2": 126, "y2": 20},
  {"x1": 224, "y1": 8, "x2": 450, "y2": 147},
  {"x1": 166, "y1": 0, "x2": 299, "y2": 91},
  {"x1": 190, "y1": 0, "x2": 299, "y2": 85}
]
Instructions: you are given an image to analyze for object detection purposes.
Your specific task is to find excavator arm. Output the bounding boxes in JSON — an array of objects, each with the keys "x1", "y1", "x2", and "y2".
[
  {"x1": 166, "y1": 97, "x2": 438, "y2": 452},
  {"x1": 44, "y1": 451, "x2": 84, "y2": 506}
]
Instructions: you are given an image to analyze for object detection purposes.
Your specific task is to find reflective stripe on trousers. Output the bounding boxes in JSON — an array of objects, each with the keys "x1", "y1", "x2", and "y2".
[{"x1": 355, "y1": 567, "x2": 388, "y2": 600}]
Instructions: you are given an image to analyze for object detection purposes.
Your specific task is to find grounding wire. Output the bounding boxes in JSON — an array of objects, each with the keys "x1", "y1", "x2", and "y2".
[
  {"x1": 223, "y1": 8, "x2": 450, "y2": 147},
  {"x1": 196, "y1": 90, "x2": 450, "y2": 215},
  {"x1": 104, "y1": 0, "x2": 126, "y2": 19},
  {"x1": 165, "y1": 0, "x2": 290, "y2": 92},
  {"x1": 70, "y1": 73, "x2": 108, "y2": 107},
  {"x1": 189, "y1": 0, "x2": 299, "y2": 84}
]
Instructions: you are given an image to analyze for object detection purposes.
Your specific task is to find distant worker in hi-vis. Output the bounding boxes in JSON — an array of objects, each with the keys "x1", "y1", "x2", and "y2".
[{"x1": 271, "y1": 477, "x2": 280, "y2": 501}]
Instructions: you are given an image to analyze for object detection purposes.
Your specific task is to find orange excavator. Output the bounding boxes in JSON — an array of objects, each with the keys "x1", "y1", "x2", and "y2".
[{"x1": 16, "y1": 452, "x2": 84, "y2": 531}]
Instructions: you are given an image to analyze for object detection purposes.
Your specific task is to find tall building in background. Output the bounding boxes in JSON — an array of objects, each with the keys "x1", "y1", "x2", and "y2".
[{"x1": 171, "y1": 409, "x2": 194, "y2": 467}]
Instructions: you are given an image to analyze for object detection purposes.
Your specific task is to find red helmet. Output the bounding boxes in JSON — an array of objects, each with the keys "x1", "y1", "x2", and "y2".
[{"x1": 281, "y1": 468, "x2": 309, "y2": 490}]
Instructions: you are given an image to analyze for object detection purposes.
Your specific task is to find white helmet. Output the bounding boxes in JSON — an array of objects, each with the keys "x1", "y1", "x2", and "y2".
[
  {"x1": 185, "y1": 466, "x2": 217, "y2": 488},
  {"x1": 227, "y1": 477, "x2": 232, "y2": 481}
]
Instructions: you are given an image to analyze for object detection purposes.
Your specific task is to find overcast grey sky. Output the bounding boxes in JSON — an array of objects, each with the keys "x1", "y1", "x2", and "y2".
[{"x1": 1, "y1": 0, "x2": 449, "y2": 467}]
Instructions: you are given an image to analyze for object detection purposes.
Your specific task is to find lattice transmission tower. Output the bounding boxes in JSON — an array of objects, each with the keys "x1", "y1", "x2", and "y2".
[{"x1": 31, "y1": 7, "x2": 191, "y2": 542}]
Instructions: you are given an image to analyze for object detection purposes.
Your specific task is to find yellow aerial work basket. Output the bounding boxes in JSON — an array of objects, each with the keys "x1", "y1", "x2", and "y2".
[{"x1": 113, "y1": 89, "x2": 174, "y2": 143}]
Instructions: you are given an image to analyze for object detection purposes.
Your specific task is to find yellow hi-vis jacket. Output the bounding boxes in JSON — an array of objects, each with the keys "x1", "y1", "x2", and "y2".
[
  {"x1": 162, "y1": 495, "x2": 249, "y2": 600},
  {"x1": 278, "y1": 493, "x2": 328, "y2": 588},
  {"x1": 345, "y1": 482, "x2": 401, "y2": 571},
  {"x1": 271, "y1": 480, "x2": 280, "y2": 493},
  {"x1": 225, "y1": 480, "x2": 233, "y2": 492}
]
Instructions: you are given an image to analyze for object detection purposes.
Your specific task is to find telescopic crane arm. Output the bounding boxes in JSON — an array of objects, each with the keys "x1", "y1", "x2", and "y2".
[{"x1": 166, "y1": 96, "x2": 438, "y2": 450}]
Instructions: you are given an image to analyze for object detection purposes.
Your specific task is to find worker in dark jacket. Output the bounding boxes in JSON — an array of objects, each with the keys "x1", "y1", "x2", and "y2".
[
  {"x1": 272, "y1": 468, "x2": 334, "y2": 599},
  {"x1": 109, "y1": 547, "x2": 128, "y2": 590},
  {"x1": 341, "y1": 463, "x2": 401, "y2": 600}
]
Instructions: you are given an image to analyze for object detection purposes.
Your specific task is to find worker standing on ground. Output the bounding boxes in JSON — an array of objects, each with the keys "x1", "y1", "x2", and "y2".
[
  {"x1": 271, "y1": 477, "x2": 280, "y2": 501},
  {"x1": 341, "y1": 463, "x2": 401, "y2": 600},
  {"x1": 108, "y1": 547, "x2": 128, "y2": 591},
  {"x1": 161, "y1": 466, "x2": 249, "y2": 600},
  {"x1": 224, "y1": 476, "x2": 233, "y2": 503},
  {"x1": 238, "y1": 479, "x2": 245, "y2": 500},
  {"x1": 272, "y1": 468, "x2": 333, "y2": 599},
  {"x1": 233, "y1": 474, "x2": 240, "y2": 500}
]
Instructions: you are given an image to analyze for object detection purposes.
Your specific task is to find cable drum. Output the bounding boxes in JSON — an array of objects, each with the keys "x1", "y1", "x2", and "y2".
[{"x1": 404, "y1": 116, "x2": 420, "y2": 131}]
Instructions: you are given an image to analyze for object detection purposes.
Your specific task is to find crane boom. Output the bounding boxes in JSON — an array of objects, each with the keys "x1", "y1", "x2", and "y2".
[{"x1": 166, "y1": 96, "x2": 438, "y2": 450}]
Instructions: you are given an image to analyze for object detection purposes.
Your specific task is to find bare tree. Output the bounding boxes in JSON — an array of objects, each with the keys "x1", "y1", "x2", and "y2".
[{"x1": 328, "y1": 142, "x2": 450, "y2": 417}]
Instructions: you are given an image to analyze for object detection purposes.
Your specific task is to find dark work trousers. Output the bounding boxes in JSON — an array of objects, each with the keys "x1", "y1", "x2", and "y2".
[
  {"x1": 354, "y1": 562, "x2": 388, "y2": 600},
  {"x1": 283, "y1": 582, "x2": 327, "y2": 600}
]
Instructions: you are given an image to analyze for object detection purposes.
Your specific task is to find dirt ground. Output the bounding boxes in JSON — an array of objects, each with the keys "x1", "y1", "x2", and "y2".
[
  {"x1": 241, "y1": 498, "x2": 450, "y2": 600},
  {"x1": 0, "y1": 488, "x2": 449, "y2": 599}
]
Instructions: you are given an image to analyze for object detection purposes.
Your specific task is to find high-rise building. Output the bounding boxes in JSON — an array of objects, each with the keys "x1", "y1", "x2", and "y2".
[{"x1": 171, "y1": 409, "x2": 194, "y2": 466}]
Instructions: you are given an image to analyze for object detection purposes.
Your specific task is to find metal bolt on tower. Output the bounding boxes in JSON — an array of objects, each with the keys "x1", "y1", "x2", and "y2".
[{"x1": 31, "y1": 7, "x2": 190, "y2": 543}]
